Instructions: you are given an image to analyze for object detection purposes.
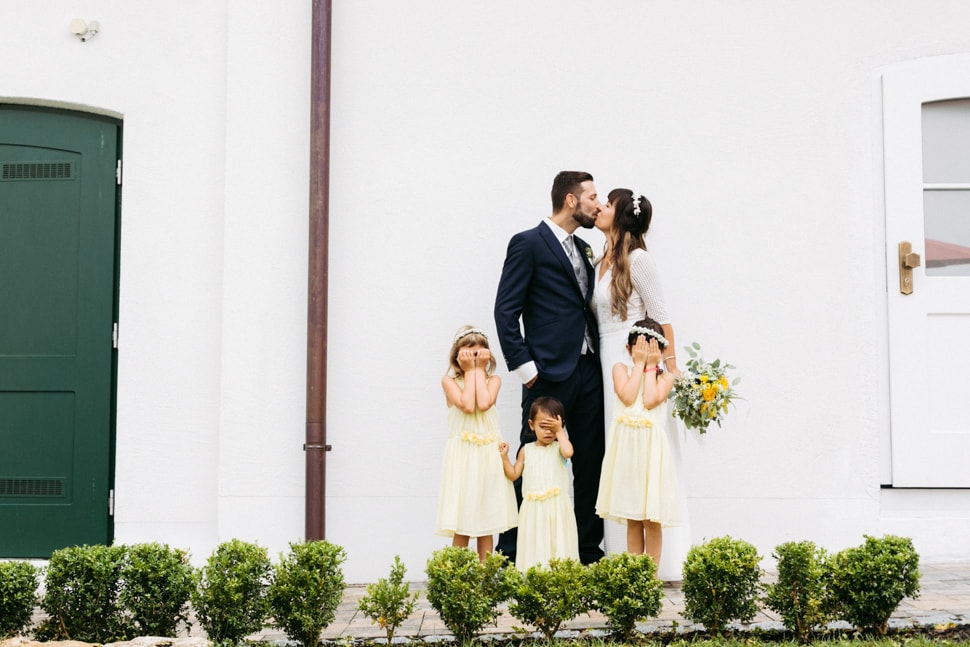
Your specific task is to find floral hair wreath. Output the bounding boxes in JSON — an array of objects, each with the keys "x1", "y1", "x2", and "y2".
[
  {"x1": 629, "y1": 325, "x2": 667, "y2": 347},
  {"x1": 453, "y1": 327, "x2": 488, "y2": 344},
  {"x1": 631, "y1": 192, "x2": 642, "y2": 216}
]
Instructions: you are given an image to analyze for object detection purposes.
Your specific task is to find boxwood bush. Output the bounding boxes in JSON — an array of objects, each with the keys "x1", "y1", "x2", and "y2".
[
  {"x1": 829, "y1": 534, "x2": 920, "y2": 635},
  {"x1": 508, "y1": 558, "x2": 591, "y2": 640},
  {"x1": 588, "y1": 552, "x2": 663, "y2": 641},
  {"x1": 682, "y1": 536, "x2": 762, "y2": 636},
  {"x1": 0, "y1": 560, "x2": 39, "y2": 637},
  {"x1": 192, "y1": 539, "x2": 272, "y2": 645},
  {"x1": 120, "y1": 542, "x2": 195, "y2": 637},
  {"x1": 358, "y1": 555, "x2": 418, "y2": 645},
  {"x1": 425, "y1": 546, "x2": 515, "y2": 643},
  {"x1": 764, "y1": 540, "x2": 832, "y2": 642},
  {"x1": 36, "y1": 544, "x2": 131, "y2": 642},
  {"x1": 268, "y1": 540, "x2": 346, "y2": 647}
]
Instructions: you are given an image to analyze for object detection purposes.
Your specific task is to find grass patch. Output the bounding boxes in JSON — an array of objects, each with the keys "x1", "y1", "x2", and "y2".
[{"x1": 310, "y1": 624, "x2": 970, "y2": 647}]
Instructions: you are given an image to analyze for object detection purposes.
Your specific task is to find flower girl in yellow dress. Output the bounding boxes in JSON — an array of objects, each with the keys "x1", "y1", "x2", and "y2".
[
  {"x1": 499, "y1": 397, "x2": 580, "y2": 570},
  {"x1": 596, "y1": 317, "x2": 683, "y2": 565},
  {"x1": 434, "y1": 326, "x2": 518, "y2": 560}
]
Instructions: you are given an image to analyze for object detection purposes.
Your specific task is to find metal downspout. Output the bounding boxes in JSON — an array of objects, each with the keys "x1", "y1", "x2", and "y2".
[{"x1": 306, "y1": 0, "x2": 332, "y2": 540}]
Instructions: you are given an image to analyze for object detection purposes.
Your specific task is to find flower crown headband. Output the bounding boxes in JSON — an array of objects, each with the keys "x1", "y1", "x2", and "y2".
[
  {"x1": 631, "y1": 192, "x2": 642, "y2": 216},
  {"x1": 453, "y1": 327, "x2": 488, "y2": 344},
  {"x1": 629, "y1": 325, "x2": 667, "y2": 346}
]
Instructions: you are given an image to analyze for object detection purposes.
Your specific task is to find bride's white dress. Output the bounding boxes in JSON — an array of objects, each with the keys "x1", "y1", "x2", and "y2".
[{"x1": 592, "y1": 248, "x2": 691, "y2": 582}]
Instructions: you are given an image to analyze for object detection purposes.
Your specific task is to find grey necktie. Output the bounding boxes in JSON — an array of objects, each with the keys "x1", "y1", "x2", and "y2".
[
  {"x1": 565, "y1": 235, "x2": 588, "y2": 299},
  {"x1": 565, "y1": 236, "x2": 595, "y2": 354}
]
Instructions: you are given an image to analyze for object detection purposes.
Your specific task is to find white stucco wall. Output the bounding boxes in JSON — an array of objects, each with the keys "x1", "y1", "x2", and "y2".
[
  {"x1": 2, "y1": 1, "x2": 310, "y2": 554},
  {"x1": 3, "y1": 2, "x2": 235, "y2": 550},
  {"x1": 5, "y1": 1, "x2": 970, "y2": 583}
]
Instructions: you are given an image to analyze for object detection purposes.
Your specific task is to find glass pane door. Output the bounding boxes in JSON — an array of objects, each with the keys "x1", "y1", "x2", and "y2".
[{"x1": 923, "y1": 99, "x2": 970, "y2": 276}]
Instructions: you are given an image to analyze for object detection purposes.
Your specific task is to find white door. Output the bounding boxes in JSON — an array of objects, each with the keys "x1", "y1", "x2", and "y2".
[{"x1": 884, "y1": 56, "x2": 970, "y2": 487}]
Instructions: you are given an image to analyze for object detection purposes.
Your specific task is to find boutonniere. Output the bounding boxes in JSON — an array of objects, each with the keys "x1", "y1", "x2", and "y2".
[{"x1": 584, "y1": 247, "x2": 594, "y2": 262}]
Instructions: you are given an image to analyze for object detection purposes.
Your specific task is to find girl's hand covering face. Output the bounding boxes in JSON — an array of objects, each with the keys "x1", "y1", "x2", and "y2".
[
  {"x1": 631, "y1": 336, "x2": 650, "y2": 364},
  {"x1": 457, "y1": 348, "x2": 476, "y2": 371}
]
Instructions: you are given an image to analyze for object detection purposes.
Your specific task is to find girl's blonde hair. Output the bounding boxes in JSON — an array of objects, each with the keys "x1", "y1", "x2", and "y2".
[{"x1": 448, "y1": 325, "x2": 496, "y2": 378}]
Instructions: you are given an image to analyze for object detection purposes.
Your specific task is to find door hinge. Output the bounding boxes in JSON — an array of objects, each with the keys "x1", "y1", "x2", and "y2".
[
  {"x1": 109, "y1": 489, "x2": 115, "y2": 516},
  {"x1": 116, "y1": 159, "x2": 122, "y2": 185},
  {"x1": 112, "y1": 322, "x2": 119, "y2": 349}
]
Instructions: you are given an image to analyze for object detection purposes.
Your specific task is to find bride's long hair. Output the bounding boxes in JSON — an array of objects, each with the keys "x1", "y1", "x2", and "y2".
[{"x1": 606, "y1": 188, "x2": 653, "y2": 320}]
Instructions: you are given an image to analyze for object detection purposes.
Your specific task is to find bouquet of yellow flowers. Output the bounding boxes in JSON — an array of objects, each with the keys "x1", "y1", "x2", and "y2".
[{"x1": 671, "y1": 342, "x2": 739, "y2": 434}]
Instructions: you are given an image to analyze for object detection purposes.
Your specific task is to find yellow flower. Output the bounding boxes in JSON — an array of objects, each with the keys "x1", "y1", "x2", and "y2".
[
  {"x1": 719, "y1": 376, "x2": 729, "y2": 389},
  {"x1": 461, "y1": 431, "x2": 496, "y2": 445},
  {"x1": 617, "y1": 414, "x2": 653, "y2": 429},
  {"x1": 525, "y1": 487, "x2": 560, "y2": 501},
  {"x1": 702, "y1": 387, "x2": 716, "y2": 402},
  {"x1": 699, "y1": 375, "x2": 710, "y2": 383}
]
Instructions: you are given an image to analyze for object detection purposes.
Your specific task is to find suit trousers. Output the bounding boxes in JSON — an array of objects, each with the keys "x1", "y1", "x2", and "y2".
[{"x1": 496, "y1": 353, "x2": 605, "y2": 565}]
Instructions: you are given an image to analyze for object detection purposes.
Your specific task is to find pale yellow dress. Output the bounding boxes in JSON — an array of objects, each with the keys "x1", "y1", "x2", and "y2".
[
  {"x1": 434, "y1": 376, "x2": 518, "y2": 538},
  {"x1": 593, "y1": 250, "x2": 692, "y2": 580},
  {"x1": 515, "y1": 441, "x2": 580, "y2": 570},
  {"x1": 596, "y1": 369, "x2": 684, "y2": 527}
]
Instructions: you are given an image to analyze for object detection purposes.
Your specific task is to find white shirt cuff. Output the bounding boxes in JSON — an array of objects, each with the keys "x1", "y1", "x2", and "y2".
[{"x1": 513, "y1": 361, "x2": 538, "y2": 385}]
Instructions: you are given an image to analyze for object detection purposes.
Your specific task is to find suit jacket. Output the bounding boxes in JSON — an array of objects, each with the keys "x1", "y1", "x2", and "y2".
[{"x1": 494, "y1": 222, "x2": 599, "y2": 382}]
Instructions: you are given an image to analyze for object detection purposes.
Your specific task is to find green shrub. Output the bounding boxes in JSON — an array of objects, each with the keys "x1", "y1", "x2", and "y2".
[
  {"x1": 682, "y1": 536, "x2": 762, "y2": 636},
  {"x1": 508, "y1": 558, "x2": 591, "y2": 640},
  {"x1": 829, "y1": 534, "x2": 920, "y2": 635},
  {"x1": 0, "y1": 561, "x2": 39, "y2": 637},
  {"x1": 120, "y1": 542, "x2": 195, "y2": 637},
  {"x1": 192, "y1": 539, "x2": 272, "y2": 645},
  {"x1": 764, "y1": 541, "x2": 832, "y2": 642},
  {"x1": 36, "y1": 544, "x2": 132, "y2": 642},
  {"x1": 358, "y1": 555, "x2": 419, "y2": 644},
  {"x1": 268, "y1": 540, "x2": 347, "y2": 647},
  {"x1": 588, "y1": 552, "x2": 663, "y2": 641},
  {"x1": 425, "y1": 546, "x2": 515, "y2": 643}
]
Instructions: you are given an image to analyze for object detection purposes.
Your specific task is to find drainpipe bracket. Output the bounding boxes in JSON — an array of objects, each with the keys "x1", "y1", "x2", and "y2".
[{"x1": 304, "y1": 443, "x2": 333, "y2": 451}]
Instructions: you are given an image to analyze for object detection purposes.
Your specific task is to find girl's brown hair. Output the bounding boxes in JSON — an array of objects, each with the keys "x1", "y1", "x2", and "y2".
[
  {"x1": 529, "y1": 396, "x2": 564, "y2": 422},
  {"x1": 626, "y1": 317, "x2": 668, "y2": 349}
]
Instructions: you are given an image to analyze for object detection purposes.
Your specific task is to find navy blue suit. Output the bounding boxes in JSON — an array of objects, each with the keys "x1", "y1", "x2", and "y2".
[{"x1": 494, "y1": 221, "x2": 605, "y2": 564}]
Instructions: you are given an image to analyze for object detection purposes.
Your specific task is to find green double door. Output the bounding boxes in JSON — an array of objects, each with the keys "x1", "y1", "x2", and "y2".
[{"x1": 0, "y1": 105, "x2": 120, "y2": 555}]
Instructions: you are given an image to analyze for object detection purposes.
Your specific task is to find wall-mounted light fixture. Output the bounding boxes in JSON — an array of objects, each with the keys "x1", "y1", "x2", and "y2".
[{"x1": 69, "y1": 18, "x2": 100, "y2": 42}]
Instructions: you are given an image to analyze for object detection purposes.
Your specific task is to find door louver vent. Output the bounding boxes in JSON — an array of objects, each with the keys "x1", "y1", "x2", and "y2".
[
  {"x1": 1, "y1": 161, "x2": 75, "y2": 181},
  {"x1": 0, "y1": 478, "x2": 65, "y2": 497}
]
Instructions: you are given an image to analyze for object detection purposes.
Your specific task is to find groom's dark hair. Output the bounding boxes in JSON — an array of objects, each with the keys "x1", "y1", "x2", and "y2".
[{"x1": 551, "y1": 171, "x2": 594, "y2": 212}]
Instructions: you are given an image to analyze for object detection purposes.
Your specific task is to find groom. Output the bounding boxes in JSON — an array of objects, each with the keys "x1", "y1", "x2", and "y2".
[{"x1": 493, "y1": 170, "x2": 605, "y2": 565}]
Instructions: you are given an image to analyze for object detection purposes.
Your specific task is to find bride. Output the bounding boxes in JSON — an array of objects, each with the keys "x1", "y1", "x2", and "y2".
[{"x1": 591, "y1": 188, "x2": 691, "y2": 582}]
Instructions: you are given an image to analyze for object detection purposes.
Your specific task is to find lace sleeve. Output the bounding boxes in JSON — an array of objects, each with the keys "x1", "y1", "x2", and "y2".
[{"x1": 630, "y1": 249, "x2": 670, "y2": 324}]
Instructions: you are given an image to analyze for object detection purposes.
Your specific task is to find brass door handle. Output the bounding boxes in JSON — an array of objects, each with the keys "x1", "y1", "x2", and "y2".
[{"x1": 898, "y1": 241, "x2": 921, "y2": 295}]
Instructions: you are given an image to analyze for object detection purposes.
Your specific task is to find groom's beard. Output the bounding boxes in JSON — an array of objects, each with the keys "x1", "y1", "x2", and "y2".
[{"x1": 572, "y1": 205, "x2": 597, "y2": 229}]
